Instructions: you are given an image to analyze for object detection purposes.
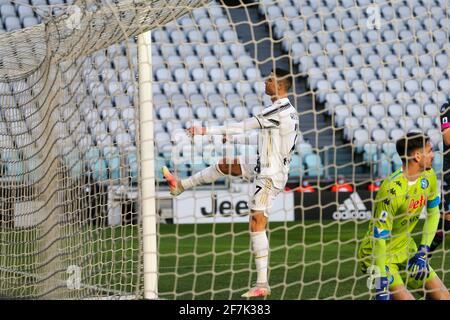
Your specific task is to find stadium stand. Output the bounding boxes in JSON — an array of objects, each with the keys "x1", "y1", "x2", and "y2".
[{"x1": 258, "y1": 0, "x2": 447, "y2": 175}]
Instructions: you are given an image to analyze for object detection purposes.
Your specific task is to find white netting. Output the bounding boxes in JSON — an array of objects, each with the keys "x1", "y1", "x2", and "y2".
[
  {"x1": 0, "y1": 0, "x2": 449, "y2": 300},
  {"x1": 0, "y1": 0, "x2": 205, "y2": 299},
  {"x1": 154, "y1": 0, "x2": 449, "y2": 300}
]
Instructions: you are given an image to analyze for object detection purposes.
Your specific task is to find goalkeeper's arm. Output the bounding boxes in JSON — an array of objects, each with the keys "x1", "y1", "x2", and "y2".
[
  {"x1": 418, "y1": 172, "x2": 441, "y2": 247},
  {"x1": 421, "y1": 197, "x2": 441, "y2": 247},
  {"x1": 406, "y1": 197, "x2": 440, "y2": 280},
  {"x1": 373, "y1": 232, "x2": 390, "y2": 300},
  {"x1": 371, "y1": 191, "x2": 395, "y2": 300},
  {"x1": 373, "y1": 233, "x2": 389, "y2": 277}
]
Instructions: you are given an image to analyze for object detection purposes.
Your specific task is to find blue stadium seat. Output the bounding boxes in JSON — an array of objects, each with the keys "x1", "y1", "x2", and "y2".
[
  {"x1": 379, "y1": 154, "x2": 392, "y2": 178},
  {"x1": 433, "y1": 152, "x2": 443, "y2": 173},
  {"x1": 304, "y1": 154, "x2": 323, "y2": 177},
  {"x1": 127, "y1": 152, "x2": 138, "y2": 184},
  {"x1": 392, "y1": 153, "x2": 403, "y2": 171},
  {"x1": 26, "y1": 157, "x2": 41, "y2": 182},
  {"x1": 363, "y1": 143, "x2": 378, "y2": 163},
  {"x1": 2, "y1": 150, "x2": 23, "y2": 181},
  {"x1": 297, "y1": 142, "x2": 313, "y2": 160},
  {"x1": 86, "y1": 147, "x2": 108, "y2": 182},
  {"x1": 289, "y1": 154, "x2": 304, "y2": 178},
  {"x1": 64, "y1": 148, "x2": 83, "y2": 178},
  {"x1": 103, "y1": 146, "x2": 121, "y2": 180}
]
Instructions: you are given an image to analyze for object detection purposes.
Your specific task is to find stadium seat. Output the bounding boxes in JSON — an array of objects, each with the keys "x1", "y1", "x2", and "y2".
[
  {"x1": 334, "y1": 105, "x2": 350, "y2": 127},
  {"x1": 304, "y1": 154, "x2": 323, "y2": 177},
  {"x1": 390, "y1": 128, "x2": 405, "y2": 142},
  {"x1": 63, "y1": 148, "x2": 84, "y2": 178},
  {"x1": 433, "y1": 152, "x2": 443, "y2": 172},
  {"x1": 438, "y1": 79, "x2": 450, "y2": 92},
  {"x1": 382, "y1": 142, "x2": 397, "y2": 157},
  {"x1": 392, "y1": 153, "x2": 403, "y2": 171},
  {"x1": 343, "y1": 117, "x2": 360, "y2": 140},
  {"x1": 398, "y1": 117, "x2": 416, "y2": 133},
  {"x1": 289, "y1": 154, "x2": 304, "y2": 178},
  {"x1": 371, "y1": 128, "x2": 388, "y2": 145},
  {"x1": 352, "y1": 104, "x2": 368, "y2": 121},
  {"x1": 427, "y1": 129, "x2": 442, "y2": 147},
  {"x1": 416, "y1": 116, "x2": 433, "y2": 132},
  {"x1": 22, "y1": 16, "x2": 39, "y2": 27},
  {"x1": 387, "y1": 104, "x2": 403, "y2": 121},
  {"x1": 126, "y1": 151, "x2": 138, "y2": 184},
  {"x1": 424, "y1": 103, "x2": 439, "y2": 118},
  {"x1": 379, "y1": 154, "x2": 392, "y2": 177},
  {"x1": 353, "y1": 128, "x2": 369, "y2": 153},
  {"x1": 363, "y1": 143, "x2": 379, "y2": 162},
  {"x1": 378, "y1": 66, "x2": 394, "y2": 81},
  {"x1": 86, "y1": 148, "x2": 108, "y2": 182},
  {"x1": 297, "y1": 142, "x2": 313, "y2": 159}
]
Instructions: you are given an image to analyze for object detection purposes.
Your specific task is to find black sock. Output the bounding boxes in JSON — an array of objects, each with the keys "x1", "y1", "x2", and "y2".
[{"x1": 430, "y1": 230, "x2": 444, "y2": 253}]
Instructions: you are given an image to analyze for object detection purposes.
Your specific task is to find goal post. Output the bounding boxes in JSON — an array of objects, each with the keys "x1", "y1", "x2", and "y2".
[{"x1": 137, "y1": 30, "x2": 158, "y2": 300}]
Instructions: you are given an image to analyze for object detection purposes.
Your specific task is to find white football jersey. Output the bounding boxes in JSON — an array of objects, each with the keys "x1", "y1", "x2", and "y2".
[{"x1": 254, "y1": 97, "x2": 299, "y2": 189}]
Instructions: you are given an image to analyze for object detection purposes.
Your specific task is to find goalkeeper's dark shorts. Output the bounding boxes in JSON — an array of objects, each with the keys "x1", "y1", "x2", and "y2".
[{"x1": 443, "y1": 179, "x2": 450, "y2": 215}]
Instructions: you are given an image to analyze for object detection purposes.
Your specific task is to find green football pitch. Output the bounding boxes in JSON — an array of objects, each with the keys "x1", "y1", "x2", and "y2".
[
  {"x1": 1, "y1": 220, "x2": 449, "y2": 299},
  {"x1": 158, "y1": 220, "x2": 450, "y2": 300}
]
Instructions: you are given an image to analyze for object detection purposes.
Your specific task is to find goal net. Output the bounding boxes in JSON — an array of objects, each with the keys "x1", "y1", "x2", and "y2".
[
  {"x1": 154, "y1": 0, "x2": 449, "y2": 300},
  {"x1": 0, "y1": 0, "x2": 203, "y2": 299},
  {"x1": 0, "y1": 0, "x2": 448, "y2": 300}
]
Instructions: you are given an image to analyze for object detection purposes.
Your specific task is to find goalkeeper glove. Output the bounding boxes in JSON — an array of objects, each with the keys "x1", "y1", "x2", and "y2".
[
  {"x1": 375, "y1": 276, "x2": 390, "y2": 300},
  {"x1": 407, "y1": 245, "x2": 430, "y2": 281}
]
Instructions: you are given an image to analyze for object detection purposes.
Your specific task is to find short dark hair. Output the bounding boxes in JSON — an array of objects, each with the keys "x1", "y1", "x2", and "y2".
[
  {"x1": 396, "y1": 132, "x2": 430, "y2": 163},
  {"x1": 274, "y1": 68, "x2": 293, "y2": 91}
]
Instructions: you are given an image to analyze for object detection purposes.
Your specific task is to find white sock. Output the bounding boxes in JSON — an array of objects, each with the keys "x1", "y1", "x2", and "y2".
[
  {"x1": 180, "y1": 165, "x2": 225, "y2": 190},
  {"x1": 251, "y1": 231, "x2": 269, "y2": 285}
]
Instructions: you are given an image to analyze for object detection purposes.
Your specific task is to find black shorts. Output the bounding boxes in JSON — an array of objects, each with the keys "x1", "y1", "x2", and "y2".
[{"x1": 443, "y1": 178, "x2": 450, "y2": 213}]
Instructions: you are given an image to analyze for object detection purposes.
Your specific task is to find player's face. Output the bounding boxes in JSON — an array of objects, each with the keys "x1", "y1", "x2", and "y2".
[
  {"x1": 419, "y1": 142, "x2": 434, "y2": 170},
  {"x1": 265, "y1": 73, "x2": 278, "y2": 96}
]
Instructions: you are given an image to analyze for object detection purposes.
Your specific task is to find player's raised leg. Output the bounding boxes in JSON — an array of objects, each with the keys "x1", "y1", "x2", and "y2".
[{"x1": 162, "y1": 157, "x2": 242, "y2": 196}]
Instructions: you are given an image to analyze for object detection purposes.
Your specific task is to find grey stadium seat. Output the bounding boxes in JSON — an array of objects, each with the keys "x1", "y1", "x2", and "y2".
[
  {"x1": 388, "y1": 104, "x2": 404, "y2": 121},
  {"x1": 344, "y1": 117, "x2": 360, "y2": 140},
  {"x1": 380, "y1": 116, "x2": 397, "y2": 132},
  {"x1": 370, "y1": 104, "x2": 386, "y2": 121}
]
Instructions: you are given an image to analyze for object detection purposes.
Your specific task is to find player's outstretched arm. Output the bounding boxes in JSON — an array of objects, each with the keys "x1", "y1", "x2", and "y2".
[{"x1": 186, "y1": 117, "x2": 261, "y2": 137}]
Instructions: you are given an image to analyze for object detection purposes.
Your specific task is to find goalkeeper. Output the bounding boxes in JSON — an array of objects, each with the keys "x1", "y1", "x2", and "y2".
[{"x1": 358, "y1": 133, "x2": 450, "y2": 300}]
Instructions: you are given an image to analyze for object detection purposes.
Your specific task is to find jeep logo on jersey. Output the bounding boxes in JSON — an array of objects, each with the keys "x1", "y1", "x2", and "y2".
[
  {"x1": 420, "y1": 178, "x2": 429, "y2": 189},
  {"x1": 409, "y1": 195, "x2": 426, "y2": 210},
  {"x1": 332, "y1": 192, "x2": 371, "y2": 221}
]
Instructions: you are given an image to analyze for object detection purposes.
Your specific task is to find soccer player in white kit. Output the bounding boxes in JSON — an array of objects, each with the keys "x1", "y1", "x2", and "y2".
[{"x1": 163, "y1": 68, "x2": 298, "y2": 298}]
